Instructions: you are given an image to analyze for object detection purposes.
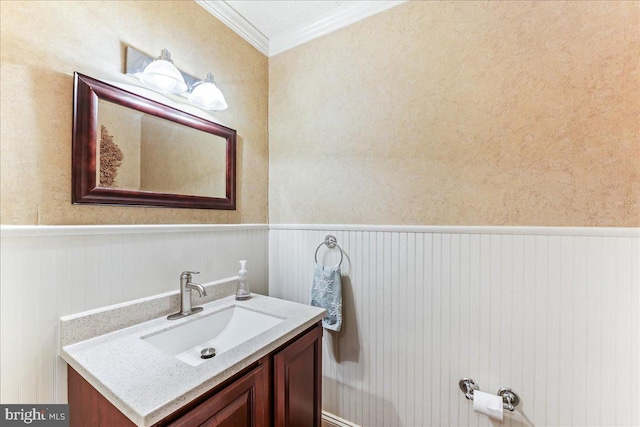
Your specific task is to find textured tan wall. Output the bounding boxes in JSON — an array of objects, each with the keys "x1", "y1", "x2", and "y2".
[
  {"x1": 269, "y1": 1, "x2": 640, "y2": 226},
  {"x1": 0, "y1": 1, "x2": 268, "y2": 225}
]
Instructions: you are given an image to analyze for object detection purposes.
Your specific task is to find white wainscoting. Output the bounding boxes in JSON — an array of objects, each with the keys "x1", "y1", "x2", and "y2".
[
  {"x1": 269, "y1": 225, "x2": 640, "y2": 427},
  {"x1": 0, "y1": 225, "x2": 268, "y2": 405}
]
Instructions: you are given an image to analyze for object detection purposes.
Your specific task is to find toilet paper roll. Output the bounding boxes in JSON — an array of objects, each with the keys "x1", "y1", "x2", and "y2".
[{"x1": 473, "y1": 390, "x2": 504, "y2": 421}]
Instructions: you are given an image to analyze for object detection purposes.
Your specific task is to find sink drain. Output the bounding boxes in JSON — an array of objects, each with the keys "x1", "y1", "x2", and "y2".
[{"x1": 200, "y1": 347, "x2": 216, "y2": 359}]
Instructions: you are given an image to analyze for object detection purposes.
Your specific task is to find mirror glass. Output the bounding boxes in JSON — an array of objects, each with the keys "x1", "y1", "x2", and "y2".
[
  {"x1": 72, "y1": 73, "x2": 236, "y2": 210},
  {"x1": 97, "y1": 100, "x2": 227, "y2": 198}
]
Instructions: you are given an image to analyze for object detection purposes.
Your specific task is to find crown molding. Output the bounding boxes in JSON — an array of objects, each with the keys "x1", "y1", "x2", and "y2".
[
  {"x1": 197, "y1": 0, "x2": 407, "y2": 57},
  {"x1": 196, "y1": 0, "x2": 269, "y2": 56},
  {"x1": 269, "y1": 1, "x2": 407, "y2": 56}
]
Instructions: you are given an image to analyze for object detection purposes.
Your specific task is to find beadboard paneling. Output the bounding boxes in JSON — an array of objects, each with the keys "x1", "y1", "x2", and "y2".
[
  {"x1": 269, "y1": 226, "x2": 640, "y2": 427},
  {"x1": 0, "y1": 225, "x2": 268, "y2": 404}
]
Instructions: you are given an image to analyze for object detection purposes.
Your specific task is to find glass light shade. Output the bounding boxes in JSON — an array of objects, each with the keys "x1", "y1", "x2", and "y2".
[
  {"x1": 139, "y1": 56, "x2": 188, "y2": 94},
  {"x1": 188, "y1": 74, "x2": 227, "y2": 111}
]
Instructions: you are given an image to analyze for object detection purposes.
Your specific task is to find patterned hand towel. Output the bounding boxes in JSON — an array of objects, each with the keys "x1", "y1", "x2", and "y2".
[{"x1": 310, "y1": 263, "x2": 342, "y2": 331}]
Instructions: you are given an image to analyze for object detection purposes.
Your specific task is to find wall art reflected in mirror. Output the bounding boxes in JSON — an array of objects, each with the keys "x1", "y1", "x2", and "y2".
[{"x1": 72, "y1": 73, "x2": 236, "y2": 209}]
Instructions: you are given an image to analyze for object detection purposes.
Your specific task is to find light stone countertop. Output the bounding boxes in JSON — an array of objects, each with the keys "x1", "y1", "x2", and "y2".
[{"x1": 60, "y1": 288, "x2": 326, "y2": 426}]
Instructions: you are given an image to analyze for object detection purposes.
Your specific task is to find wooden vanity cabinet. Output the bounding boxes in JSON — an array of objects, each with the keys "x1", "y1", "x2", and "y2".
[{"x1": 68, "y1": 322, "x2": 322, "y2": 427}]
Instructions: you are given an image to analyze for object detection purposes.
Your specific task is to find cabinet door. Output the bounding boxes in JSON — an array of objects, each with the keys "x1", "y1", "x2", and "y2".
[
  {"x1": 273, "y1": 324, "x2": 322, "y2": 427},
  {"x1": 168, "y1": 364, "x2": 268, "y2": 427}
]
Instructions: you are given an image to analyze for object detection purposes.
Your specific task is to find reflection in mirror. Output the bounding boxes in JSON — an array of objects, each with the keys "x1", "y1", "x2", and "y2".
[
  {"x1": 97, "y1": 100, "x2": 227, "y2": 198},
  {"x1": 72, "y1": 73, "x2": 236, "y2": 210}
]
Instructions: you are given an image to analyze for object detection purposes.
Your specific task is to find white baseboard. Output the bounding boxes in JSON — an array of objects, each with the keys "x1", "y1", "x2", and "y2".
[{"x1": 322, "y1": 411, "x2": 360, "y2": 427}]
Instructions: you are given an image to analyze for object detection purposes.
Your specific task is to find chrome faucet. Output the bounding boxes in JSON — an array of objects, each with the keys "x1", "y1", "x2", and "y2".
[{"x1": 168, "y1": 271, "x2": 207, "y2": 320}]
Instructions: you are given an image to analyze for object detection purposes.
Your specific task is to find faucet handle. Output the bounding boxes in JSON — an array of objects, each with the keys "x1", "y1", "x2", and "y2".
[{"x1": 181, "y1": 271, "x2": 200, "y2": 279}]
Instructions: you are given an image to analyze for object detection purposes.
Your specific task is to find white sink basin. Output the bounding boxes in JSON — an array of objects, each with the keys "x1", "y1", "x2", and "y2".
[{"x1": 142, "y1": 305, "x2": 283, "y2": 366}]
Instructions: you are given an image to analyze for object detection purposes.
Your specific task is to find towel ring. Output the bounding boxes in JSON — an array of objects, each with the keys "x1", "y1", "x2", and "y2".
[{"x1": 314, "y1": 235, "x2": 344, "y2": 267}]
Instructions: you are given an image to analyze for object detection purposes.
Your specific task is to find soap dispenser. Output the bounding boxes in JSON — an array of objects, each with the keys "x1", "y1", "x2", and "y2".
[{"x1": 235, "y1": 260, "x2": 251, "y2": 300}]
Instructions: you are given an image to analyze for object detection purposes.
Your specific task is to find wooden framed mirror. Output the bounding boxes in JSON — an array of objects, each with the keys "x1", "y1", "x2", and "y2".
[{"x1": 72, "y1": 72, "x2": 236, "y2": 210}]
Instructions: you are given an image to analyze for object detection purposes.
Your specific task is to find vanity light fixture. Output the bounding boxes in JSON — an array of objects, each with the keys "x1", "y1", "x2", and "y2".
[
  {"x1": 139, "y1": 49, "x2": 188, "y2": 94},
  {"x1": 188, "y1": 73, "x2": 228, "y2": 111},
  {"x1": 125, "y1": 46, "x2": 228, "y2": 110}
]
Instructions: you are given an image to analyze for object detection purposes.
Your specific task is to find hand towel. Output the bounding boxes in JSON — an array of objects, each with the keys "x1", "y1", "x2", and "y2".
[{"x1": 310, "y1": 263, "x2": 342, "y2": 331}]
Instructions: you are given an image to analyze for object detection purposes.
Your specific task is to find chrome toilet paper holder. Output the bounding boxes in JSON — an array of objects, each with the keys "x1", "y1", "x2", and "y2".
[{"x1": 458, "y1": 378, "x2": 520, "y2": 411}]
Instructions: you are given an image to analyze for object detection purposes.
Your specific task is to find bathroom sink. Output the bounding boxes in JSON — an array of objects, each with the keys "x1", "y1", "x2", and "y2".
[{"x1": 142, "y1": 306, "x2": 283, "y2": 366}]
